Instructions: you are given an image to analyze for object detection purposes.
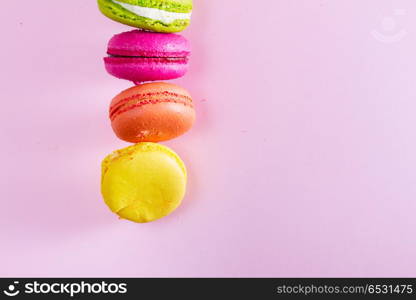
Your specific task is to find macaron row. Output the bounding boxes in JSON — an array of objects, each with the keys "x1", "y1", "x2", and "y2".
[{"x1": 97, "y1": 0, "x2": 195, "y2": 223}]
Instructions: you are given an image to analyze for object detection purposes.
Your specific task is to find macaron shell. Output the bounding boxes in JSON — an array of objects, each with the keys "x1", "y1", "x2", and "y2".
[
  {"x1": 110, "y1": 82, "x2": 195, "y2": 143},
  {"x1": 104, "y1": 56, "x2": 188, "y2": 82},
  {"x1": 97, "y1": 0, "x2": 191, "y2": 33},
  {"x1": 105, "y1": 0, "x2": 193, "y2": 13},
  {"x1": 111, "y1": 81, "x2": 191, "y2": 102},
  {"x1": 101, "y1": 143, "x2": 187, "y2": 223},
  {"x1": 112, "y1": 100, "x2": 195, "y2": 142},
  {"x1": 105, "y1": 30, "x2": 190, "y2": 82},
  {"x1": 107, "y1": 30, "x2": 190, "y2": 57}
]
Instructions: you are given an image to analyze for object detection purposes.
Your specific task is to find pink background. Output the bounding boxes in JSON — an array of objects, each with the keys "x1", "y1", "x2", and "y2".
[{"x1": 1, "y1": 0, "x2": 416, "y2": 277}]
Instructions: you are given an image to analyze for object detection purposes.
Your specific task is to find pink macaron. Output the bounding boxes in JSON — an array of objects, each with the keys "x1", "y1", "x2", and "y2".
[{"x1": 104, "y1": 30, "x2": 191, "y2": 84}]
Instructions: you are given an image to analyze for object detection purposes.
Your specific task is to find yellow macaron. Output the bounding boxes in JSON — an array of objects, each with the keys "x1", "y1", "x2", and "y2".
[{"x1": 101, "y1": 143, "x2": 187, "y2": 223}]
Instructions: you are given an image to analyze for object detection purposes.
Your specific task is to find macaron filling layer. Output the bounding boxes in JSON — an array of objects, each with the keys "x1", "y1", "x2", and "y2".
[
  {"x1": 107, "y1": 54, "x2": 188, "y2": 62},
  {"x1": 111, "y1": 0, "x2": 192, "y2": 24},
  {"x1": 106, "y1": 48, "x2": 190, "y2": 66}
]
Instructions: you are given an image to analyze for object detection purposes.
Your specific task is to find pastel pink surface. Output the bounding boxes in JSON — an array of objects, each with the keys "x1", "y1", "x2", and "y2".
[
  {"x1": 105, "y1": 30, "x2": 190, "y2": 82},
  {"x1": 2, "y1": 0, "x2": 416, "y2": 277}
]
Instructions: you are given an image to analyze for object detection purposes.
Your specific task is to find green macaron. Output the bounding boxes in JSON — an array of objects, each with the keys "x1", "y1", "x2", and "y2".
[{"x1": 97, "y1": 0, "x2": 193, "y2": 33}]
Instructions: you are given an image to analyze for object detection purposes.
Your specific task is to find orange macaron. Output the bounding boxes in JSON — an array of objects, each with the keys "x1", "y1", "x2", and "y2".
[{"x1": 109, "y1": 82, "x2": 195, "y2": 143}]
